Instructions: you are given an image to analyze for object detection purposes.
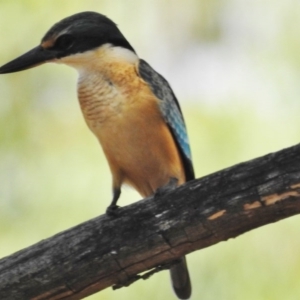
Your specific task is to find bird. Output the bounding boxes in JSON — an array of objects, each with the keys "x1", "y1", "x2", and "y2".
[{"x1": 0, "y1": 12, "x2": 195, "y2": 299}]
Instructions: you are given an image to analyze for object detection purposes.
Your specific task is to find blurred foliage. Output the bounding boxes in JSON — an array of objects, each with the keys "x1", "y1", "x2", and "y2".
[{"x1": 0, "y1": 1, "x2": 300, "y2": 300}]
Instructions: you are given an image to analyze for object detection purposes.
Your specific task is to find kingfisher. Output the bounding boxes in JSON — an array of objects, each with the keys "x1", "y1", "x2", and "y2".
[{"x1": 0, "y1": 12, "x2": 195, "y2": 299}]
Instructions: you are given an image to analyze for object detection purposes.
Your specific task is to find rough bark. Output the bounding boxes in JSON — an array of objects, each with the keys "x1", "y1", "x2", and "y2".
[{"x1": 1, "y1": 144, "x2": 300, "y2": 300}]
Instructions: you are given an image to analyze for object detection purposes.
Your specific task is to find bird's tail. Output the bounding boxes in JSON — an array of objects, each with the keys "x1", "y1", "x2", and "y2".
[{"x1": 170, "y1": 256, "x2": 191, "y2": 299}]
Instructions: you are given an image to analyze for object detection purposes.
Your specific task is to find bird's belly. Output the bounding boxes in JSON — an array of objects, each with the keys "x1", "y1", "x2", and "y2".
[
  {"x1": 82, "y1": 97, "x2": 184, "y2": 197},
  {"x1": 99, "y1": 113, "x2": 185, "y2": 197},
  {"x1": 77, "y1": 67, "x2": 185, "y2": 197}
]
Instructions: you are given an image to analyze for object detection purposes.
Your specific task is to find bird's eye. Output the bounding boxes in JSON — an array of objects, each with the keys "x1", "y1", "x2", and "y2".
[{"x1": 55, "y1": 34, "x2": 75, "y2": 50}]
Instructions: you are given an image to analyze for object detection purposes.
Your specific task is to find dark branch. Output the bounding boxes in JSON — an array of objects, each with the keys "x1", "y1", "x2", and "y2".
[{"x1": 1, "y1": 144, "x2": 300, "y2": 300}]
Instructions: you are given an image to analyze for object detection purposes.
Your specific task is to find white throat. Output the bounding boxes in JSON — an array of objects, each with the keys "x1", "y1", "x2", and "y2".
[{"x1": 55, "y1": 44, "x2": 138, "y2": 74}]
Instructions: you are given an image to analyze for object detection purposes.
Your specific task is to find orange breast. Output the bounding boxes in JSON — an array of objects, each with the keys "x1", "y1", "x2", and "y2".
[{"x1": 77, "y1": 58, "x2": 185, "y2": 197}]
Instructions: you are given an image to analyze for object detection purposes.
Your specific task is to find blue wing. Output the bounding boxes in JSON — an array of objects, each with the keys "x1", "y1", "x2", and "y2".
[{"x1": 138, "y1": 59, "x2": 194, "y2": 181}]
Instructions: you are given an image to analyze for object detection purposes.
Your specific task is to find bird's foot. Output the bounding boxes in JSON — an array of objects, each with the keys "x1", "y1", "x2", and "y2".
[
  {"x1": 106, "y1": 204, "x2": 120, "y2": 216},
  {"x1": 154, "y1": 177, "x2": 178, "y2": 199}
]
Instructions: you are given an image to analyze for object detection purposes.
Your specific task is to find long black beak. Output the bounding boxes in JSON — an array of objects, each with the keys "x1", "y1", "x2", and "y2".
[{"x1": 0, "y1": 46, "x2": 56, "y2": 74}]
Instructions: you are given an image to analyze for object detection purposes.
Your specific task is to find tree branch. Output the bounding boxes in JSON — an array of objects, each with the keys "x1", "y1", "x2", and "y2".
[{"x1": 1, "y1": 144, "x2": 300, "y2": 300}]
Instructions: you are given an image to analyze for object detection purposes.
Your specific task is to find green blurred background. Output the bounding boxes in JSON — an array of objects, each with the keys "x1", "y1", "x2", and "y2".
[{"x1": 1, "y1": 0, "x2": 300, "y2": 299}]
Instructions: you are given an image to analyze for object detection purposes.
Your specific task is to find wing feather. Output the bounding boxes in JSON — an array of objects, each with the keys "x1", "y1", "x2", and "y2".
[{"x1": 138, "y1": 59, "x2": 195, "y2": 181}]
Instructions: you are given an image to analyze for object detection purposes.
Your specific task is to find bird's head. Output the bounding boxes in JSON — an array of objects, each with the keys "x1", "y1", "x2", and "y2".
[{"x1": 0, "y1": 11, "x2": 136, "y2": 74}]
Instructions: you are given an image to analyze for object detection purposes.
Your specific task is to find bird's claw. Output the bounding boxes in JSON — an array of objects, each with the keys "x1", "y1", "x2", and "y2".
[
  {"x1": 106, "y1": 204, "x2": 120, "y2": 216},
  {"x1": 154, "y1": 177, "x2": 178, "y2": 199}
]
